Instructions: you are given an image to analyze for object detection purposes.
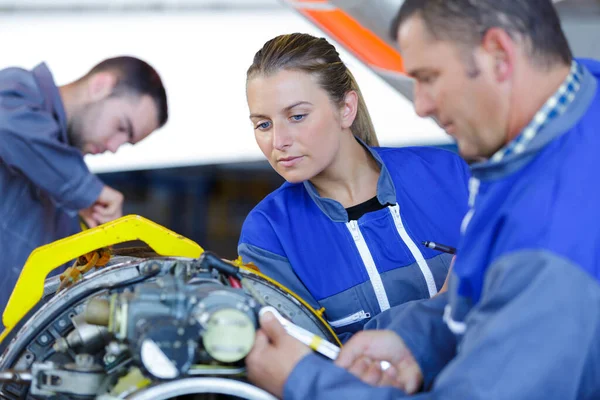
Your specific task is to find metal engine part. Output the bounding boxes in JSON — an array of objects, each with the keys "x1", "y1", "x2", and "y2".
[
  {"x1": 104, "y1": 272, "x2": 258, "y2": 379},
  {"x1": 0, "y1": 249, "x2": 338, "y2": 399},
  {"x1": 30, "y1": 355, "x2": 105, "y2": 398}
]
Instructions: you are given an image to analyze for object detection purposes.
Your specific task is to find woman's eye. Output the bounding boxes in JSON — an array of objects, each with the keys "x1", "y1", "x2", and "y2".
[
  {"x1": 256, "y1": 121, "x2": 271, "y2": 130},
  {"x1": 291, "y1": 114, "x2": 306, "y2": 121}
]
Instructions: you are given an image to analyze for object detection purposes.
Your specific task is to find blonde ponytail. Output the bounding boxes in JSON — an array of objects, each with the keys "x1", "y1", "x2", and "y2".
[{"x1": 347, "y1": 70, "x2": 379, "y2": 146}]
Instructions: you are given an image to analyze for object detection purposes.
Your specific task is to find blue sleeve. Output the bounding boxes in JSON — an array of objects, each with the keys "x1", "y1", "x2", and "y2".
[
  {"x1": 283, "y1": 250, "x2": 600, "y2": 400},
  {"x1": 364, "y1": 293, "x2": 456, "y2": 389},
  {"x1": 0, "y1": 88, "x2": 103, "y2": 210},
  {"x1": 238, "y1": 243, "x2": 320, "y2": 311},
  {"x1": 238, "y1": 210, "x2": 320, "y2": 311}
]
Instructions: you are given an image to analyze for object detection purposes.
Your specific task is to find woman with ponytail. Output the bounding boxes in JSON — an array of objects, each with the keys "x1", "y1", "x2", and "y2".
[{"x1": 239, "y1": 33, "x2": 469, "y2": 341}]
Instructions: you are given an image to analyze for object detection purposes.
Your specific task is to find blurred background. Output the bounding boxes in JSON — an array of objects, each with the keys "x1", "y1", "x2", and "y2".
[{"x1": 0, "y1": 0, "x2": 597, "y2": 258}]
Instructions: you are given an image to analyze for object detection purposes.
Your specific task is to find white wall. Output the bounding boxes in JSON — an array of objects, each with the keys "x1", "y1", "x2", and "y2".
[
  {"x1": 0, "y1": 0, "x2": 280, "y2": 8},
  {"x1": 0, "y1": 8, "x2": 450, "y2": 173}
]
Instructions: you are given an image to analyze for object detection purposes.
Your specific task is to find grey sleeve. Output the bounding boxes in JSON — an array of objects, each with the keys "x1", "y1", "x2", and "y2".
[
  {"x1": 364, "y1": 293, "x2": 456, "y2": 389},
  {"x1": 238, "y1": 242, "x2": 320, "y2": 311},
  {"x1": 283, "y1": 250, "x2": 600, "y2": 400},
  {"x1": 0, "y1": 105, "x2": 103, "y2": 211},
  {"x1": 430, "y1": 250, "x2": 600, "y2": 400}
]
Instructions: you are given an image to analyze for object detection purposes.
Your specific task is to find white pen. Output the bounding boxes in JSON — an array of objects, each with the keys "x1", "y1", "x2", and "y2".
[{"x1": 259, "y1": 306, "x2": 390, "y2": 371}]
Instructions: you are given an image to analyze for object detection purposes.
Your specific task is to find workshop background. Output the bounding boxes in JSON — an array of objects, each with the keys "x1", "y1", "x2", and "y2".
[{"x1": 0, "y1": 0, "x2": 597, "y2": 259}]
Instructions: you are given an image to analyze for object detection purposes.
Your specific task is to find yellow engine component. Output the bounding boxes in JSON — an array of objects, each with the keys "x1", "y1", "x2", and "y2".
[
  {"x1": 0, "y1": 214, "x2": 340, "y2": 348},
  {"x1": 109, "y1": 368, "x2": 152, "y2": 397},
  {"x1": 1, "y1": 215, "x2": 204, "y2": 341}
]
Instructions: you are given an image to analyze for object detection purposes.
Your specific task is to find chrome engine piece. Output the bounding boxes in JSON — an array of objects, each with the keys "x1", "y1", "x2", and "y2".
[{"x1": 0, "y1": 249, "x2": 338, "y2": 399}]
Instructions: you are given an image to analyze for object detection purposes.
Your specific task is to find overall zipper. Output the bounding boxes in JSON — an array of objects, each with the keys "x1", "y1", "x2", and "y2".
[
  {"x1": 346, "y1": 220, "x2": 391, "y2": 312},
  {"x1": 389, "y1": 204, "x2": 438, "y2": 297},
  {"x1": 328, "y1": 310, "x2": 371, "y2": 328}
]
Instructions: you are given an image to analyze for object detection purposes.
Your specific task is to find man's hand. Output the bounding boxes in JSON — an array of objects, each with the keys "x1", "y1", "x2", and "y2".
[
  {"x1": 79, "y1": 185, "x2": 124, "y2": 228},
  {"x1": 335, "y1": 330, "x2": 423, "y2": 394},
  {"x1": 246, "y1": 311, "x2": 312, "y2": 399}
]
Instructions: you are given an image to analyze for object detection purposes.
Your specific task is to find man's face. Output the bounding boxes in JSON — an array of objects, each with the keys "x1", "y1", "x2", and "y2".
[
  {"x1": 69, "y1": 94, "x2": 159, "y2": 155},
  {"x1": 398, "y1": 16, "x2": 509, "y2": 162}
]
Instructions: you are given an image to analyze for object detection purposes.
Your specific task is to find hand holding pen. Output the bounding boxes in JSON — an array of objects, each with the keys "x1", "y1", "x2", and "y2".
[{"x1": 258, "y1": 306, "x2": 391, "y2": 370}]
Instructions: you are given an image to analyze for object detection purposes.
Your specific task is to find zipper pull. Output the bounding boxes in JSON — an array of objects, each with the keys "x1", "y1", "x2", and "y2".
[
  {"x1": 390, "y1": 204, "x2": 400, "y2": 220},
  {"x1": 354, "y1": 310, "x2": 371, "y2": 322},
  {"x1": 348, "y1": 220, "x2": 360, "y2": 240}
]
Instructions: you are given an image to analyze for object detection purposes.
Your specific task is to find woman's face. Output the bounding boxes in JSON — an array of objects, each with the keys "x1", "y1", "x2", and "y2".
[{"x1": 247, "y1": 69, "x2": 348, "y2": 183}]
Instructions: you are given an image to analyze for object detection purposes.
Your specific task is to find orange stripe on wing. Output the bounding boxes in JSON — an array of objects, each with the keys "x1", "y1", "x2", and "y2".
[{"x1": 298, "y1": 7, "x2": 405, "y2": 74}]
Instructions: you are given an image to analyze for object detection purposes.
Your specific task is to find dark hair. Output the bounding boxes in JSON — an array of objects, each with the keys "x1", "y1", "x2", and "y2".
[
  {"x1": 86, "y1": 56, "x2": 168, "y2": 128},
  {"x1": 247, "y1": 33, "x2": 379, "y2": 146},
  {"x1": 390, "y1": 0, "x2": 572, "y2": 69}
]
